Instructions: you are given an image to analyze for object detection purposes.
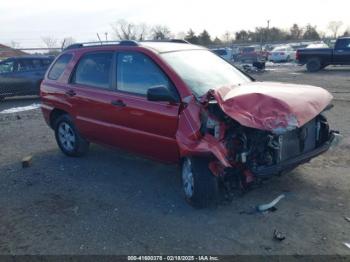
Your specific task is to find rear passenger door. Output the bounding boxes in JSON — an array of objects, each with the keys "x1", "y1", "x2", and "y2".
[
  {"x1": 69, "y1": 52, "x2": 122, "y2": 145},
  {"x1": 111, "y1": 51, "x2": 180, "y2": 162}
]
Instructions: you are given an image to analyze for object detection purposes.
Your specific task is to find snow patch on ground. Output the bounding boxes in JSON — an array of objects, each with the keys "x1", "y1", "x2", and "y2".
[{"x1": 0, "y1": 103, "x2": 40, "y2": 114}]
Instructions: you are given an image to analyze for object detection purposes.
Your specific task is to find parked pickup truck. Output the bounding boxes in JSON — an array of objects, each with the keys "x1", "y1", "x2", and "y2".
[
  {"x1": 296, "y1": 37, "x2": 350, "y2": 72},
  {"x1": 0, "y1": 55, "x2": 54, "y2": 101}
]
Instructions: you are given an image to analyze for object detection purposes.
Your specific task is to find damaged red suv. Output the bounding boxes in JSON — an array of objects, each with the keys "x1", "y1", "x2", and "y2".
[{"x1": 41, "y1": 40, "x2": 338, "y2": 207}]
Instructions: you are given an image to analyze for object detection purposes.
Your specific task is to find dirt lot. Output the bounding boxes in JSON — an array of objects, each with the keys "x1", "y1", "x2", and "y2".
[{"x1": 0, "y1": 64, "x2": 349, "y2": 255}]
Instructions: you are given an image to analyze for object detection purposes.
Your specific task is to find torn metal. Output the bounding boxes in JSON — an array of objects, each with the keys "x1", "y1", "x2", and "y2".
[{"x1": 175, "y1": 81, "x2": 336, "y2": 191}]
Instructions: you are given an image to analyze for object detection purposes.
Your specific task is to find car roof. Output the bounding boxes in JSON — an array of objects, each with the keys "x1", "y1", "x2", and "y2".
[
  {"x1": 140, "y1": 42, "x2": 205, "y2": 53},
  {"x1": 5, "y1": 55, "x2": 54, "y2": 60},
  {"x1": 64, "y1": 40, "x2": 206, "y2": 54}
]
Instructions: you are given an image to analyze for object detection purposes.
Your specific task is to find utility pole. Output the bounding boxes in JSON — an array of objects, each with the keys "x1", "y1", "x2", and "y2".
[
  {"x1": 105, "y1": 32, "x2": 108, "y2": 41},
  {"x1": 266, "y1": 19, "x2": 270, "y2": 44}
]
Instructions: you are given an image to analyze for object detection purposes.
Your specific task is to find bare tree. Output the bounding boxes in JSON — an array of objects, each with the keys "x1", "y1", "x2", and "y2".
[
  {"x1": 42, "y1": 36, "x2": 58, "y2": 49},
  {"x1": 9, "y1": 41, "x2": 20, "y2": 49},
  {"x1": 222, "y1": 31, "x2": 233, "y2": 44},
  {"x1": 111, "y1": 19, "x2": 150, "y2": 40},
  {"x1": 151, "y1": 25, "x2": 171, "y2": 40},
  {"x1": 328, "y1": 21, "x2": 343, "y2": 38}
]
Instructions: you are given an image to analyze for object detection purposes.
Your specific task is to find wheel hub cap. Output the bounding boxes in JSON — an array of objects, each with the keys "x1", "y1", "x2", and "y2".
[
  {"x1": 58, "y1": 122, "x2": 75, "y2": 151},
  {"x1": 182, "y1": 158, "x2": 194, "y2": 198}
]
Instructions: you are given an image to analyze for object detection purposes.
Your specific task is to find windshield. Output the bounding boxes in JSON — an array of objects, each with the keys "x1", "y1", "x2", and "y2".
[{"x1": 161, "y1": 50, "x2": 251, "y2": 97}]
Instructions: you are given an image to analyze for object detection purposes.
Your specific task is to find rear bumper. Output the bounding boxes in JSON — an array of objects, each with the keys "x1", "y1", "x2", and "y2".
[{"x1": 251, "y1": 131, "x2": 338, "y2": 177}]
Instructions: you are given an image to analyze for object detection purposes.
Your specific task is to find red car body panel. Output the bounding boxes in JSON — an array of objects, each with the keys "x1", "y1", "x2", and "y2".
[
  {"x1": 175, "y1": 97, "x2": 231, "y2": 167},
  {"x1": 211, "y1": 82, "x2": 333, "y2": 133}
]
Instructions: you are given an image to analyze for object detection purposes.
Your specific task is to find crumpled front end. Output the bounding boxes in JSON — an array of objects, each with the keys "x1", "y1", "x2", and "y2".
[
  {"x1": 212, "y1": 81, "x2": 333, "y2": 134},
  {"x1": 175, "y1": 82, "x2": 337, "y2": 191}
]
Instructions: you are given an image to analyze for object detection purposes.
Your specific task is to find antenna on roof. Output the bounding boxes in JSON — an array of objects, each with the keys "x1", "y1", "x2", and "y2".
[
  {"x1": 96, "y1": 33, "x2": 102, "y2": 44},
  {"x1": 61, "y1": 39, "x2": 66, "y2": 51}
]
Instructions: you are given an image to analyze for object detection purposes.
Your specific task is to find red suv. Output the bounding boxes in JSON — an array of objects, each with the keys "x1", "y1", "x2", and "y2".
[{"x1": 41, "y1": 40, "x2": 337, "y2": 207}]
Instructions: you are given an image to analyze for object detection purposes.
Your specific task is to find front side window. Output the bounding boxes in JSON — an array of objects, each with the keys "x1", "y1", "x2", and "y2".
[
  {"x1": 117, "y1": 52, "x2": 171, "y2": 96},
  {"x1": 0, "y1": 60, "x2": 15, "y2": 73},
  {"x1": 72, "y1": 52, "x2": 113, "y2": 89},
  {"x1": 336, "y1": 39, "x2": 350, "y2": 49},
  {"x1": 48, "y1": 54, "x2": 72, "y2": 80},
  {"x1": 161, "y1": 50, "x2": 251, "y2": 97}
]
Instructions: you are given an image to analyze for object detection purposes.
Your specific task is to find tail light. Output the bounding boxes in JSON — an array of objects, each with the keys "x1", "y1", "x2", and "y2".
[{"x1": 296, "y1": 50, "x2": 300, "y2": 60}]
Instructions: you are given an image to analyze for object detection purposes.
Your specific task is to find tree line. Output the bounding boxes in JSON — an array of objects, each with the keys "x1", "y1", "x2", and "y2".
[
  {"x1": 35, "y1": 20, "x2": 350, "y2": 51},
  {"x1": 109, "y1": 20, "x2": 349, "y2": 46}
]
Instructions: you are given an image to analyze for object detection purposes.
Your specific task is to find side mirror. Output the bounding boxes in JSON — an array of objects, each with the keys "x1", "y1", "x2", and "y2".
[{"x1": 147, "y1": 86, "x2": 177, "y2": 103}]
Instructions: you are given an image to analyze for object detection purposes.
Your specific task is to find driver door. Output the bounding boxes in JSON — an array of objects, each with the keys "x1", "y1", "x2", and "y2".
[{"x1": 110, "y1": 51, "x2": 181, "y2": 162}]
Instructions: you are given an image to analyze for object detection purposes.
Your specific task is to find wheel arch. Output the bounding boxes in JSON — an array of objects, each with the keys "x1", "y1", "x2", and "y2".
[{"x1": 49, "y1": 108, "x2": 69, "y2": 128}]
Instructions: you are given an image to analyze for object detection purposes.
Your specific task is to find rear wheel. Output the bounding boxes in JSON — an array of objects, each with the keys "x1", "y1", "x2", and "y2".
[
  {"x1": 54, "y1": 114, "x2": 89, "y2": 157},
  {"x1": 306, "y1": 58, "x2": 321, "y2": 72},
  {"x1": 181, "y1": 157, "x2": 219, "y2": 208}
]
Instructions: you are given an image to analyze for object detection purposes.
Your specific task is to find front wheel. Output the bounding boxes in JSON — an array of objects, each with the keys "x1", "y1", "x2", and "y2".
[
  {"x1": 54, "y1": 114, "x2": 89, "y2": 157},
  {"x1": 181, "y1": 157, "x2": 219, "y2": 208}
]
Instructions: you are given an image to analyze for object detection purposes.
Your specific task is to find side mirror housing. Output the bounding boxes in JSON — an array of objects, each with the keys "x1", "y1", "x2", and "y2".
[{"x1": 147, "y1": 86, "x2": 177, "y2": 103}]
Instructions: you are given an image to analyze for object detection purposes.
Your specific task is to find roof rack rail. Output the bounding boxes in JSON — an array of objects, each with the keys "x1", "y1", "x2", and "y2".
[
  {"x1": 63, "y1": 39, "x2": 189, "y2": 51},
  {"x1": 141, "y1": 39, "x2": 189, "y2": 44},
  {"x1": 64, "y1": 40, "x2": 139, "y2": 50},
  {"x1": 169, "y1": 39, "x2": 190, "y2": 44}
]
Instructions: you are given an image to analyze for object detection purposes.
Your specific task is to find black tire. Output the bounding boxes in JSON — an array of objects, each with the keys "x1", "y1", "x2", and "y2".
[
  {"x1": 306, "y1": 58, "x2": 321, "y2": 72},
  {"x1": 181, "y1": 157, "x2": 219, "y2": 208},
  {"x1": 286, "y1": 56, "x2": 290, "y2": 62},
  {"x1": 54, "y1": 114, "x2": 89, "y2": 157}
]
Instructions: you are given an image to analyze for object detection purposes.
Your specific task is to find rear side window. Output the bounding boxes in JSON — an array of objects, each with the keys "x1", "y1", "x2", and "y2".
[
  {"x1": 17, "y1": 59, "x2": 35, "y2": 72},
  {"x1": 117, "y1": 52, "x2": 171, "y2": 96},
  {"x1": 32, "y1": 59, "x2": 42, "y2": 69},
  {"x1": 48, "y1": 54, "x2": 72, "y2": 80},
  {"x1": 72, "y1": 52, "x2": 113, "y2": 89}
]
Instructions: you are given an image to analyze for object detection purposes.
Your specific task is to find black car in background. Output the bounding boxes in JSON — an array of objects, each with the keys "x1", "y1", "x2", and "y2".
[
  {"x1": 296, "y1": 37, "x2": 350, "y2": 72},
  {"x1": 0, "y1": 55, "x2": 54, "y2": 101}
]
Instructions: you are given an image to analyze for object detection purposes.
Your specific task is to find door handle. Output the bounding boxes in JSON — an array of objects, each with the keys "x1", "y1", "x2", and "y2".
[
  {"x1": 111, "y1": 100, "x2": 126, "y2": 107},
  {"x1": 65, "y1": 89, "x2": 76, "y2": 97}
]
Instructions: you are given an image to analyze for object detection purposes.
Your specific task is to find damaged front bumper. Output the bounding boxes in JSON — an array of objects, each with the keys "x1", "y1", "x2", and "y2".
[{"x1": 251, "y1": 131, "x2": 339, "y2": 177}]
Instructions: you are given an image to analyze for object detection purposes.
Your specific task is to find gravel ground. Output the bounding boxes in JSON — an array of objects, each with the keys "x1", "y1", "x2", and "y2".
[{"x1": 0, "y1": 64, "x2": 349, "y2": 255}]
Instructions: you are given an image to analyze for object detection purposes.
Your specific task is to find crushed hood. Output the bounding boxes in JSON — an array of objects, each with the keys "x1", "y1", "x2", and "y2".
[{"x1": 211, "y1": 81, "x2": 333, "y2": 134}]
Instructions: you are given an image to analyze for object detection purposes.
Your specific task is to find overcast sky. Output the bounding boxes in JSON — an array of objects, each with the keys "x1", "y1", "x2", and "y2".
[{"x1": 1, "y1": 0, "x2": 349, "y2": 47}]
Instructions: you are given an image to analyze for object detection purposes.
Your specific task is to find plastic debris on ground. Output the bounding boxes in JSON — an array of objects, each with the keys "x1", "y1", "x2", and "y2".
[{"x1": 256, "y1": 194, "x2": 285, "y2": 212}]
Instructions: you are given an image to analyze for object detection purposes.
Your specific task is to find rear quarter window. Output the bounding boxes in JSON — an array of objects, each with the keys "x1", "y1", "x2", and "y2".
[{"x1": 48, "y1": 54, "x2": 73, "y2": 80}]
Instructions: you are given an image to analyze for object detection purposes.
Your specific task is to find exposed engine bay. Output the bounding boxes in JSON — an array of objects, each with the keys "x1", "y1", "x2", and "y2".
[
  {"x1": 175, "y1": 82, "x2": 337, "y2": 196},
  {"x1": 200, "y1": 100, "x2": 334, "y2": 186}
]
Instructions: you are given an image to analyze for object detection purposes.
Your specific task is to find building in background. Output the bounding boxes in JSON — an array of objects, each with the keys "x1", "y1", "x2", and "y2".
[{"x1": 0, "y1": 44, "x2": 28, "y2": 60}]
